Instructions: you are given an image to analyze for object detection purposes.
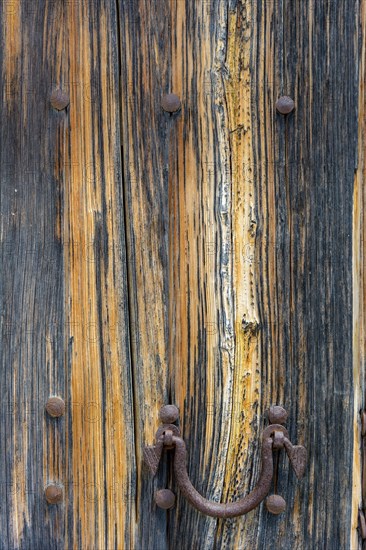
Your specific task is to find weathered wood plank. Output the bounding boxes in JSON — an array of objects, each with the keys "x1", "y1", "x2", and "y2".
[
  {"x1": 64, "y1": 2, "x2": 136, "y2": 549},
  {"x1": 0, "y1": 1, "x2": 67, "y2": 546},
  {"x1": 353, "y1": 1, "x2": 366, "y2": 549},
  {"x1": 0, "y1": 1, "x2": 135, "y2": 548},
  {"x1": 0, "y1": 0, "x2": 363, "y2": 548},
  {"x1": 118, "y1": 0, "x2": 264, "y2": 548},
  {"x1": 254, "y1": 1, "x2": 358, "y2": 548},
  {"x1": 118, "y1": 1, "x2": 178, "y2": 547},
  {"x1": 118, "y1": 0, "x2": 245, "y2": 547},
  {"x1": 120, "y1": 0, "x2": 360, "y2": 548}
]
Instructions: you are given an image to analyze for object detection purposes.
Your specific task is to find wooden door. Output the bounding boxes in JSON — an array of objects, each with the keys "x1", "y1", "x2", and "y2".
[{"x1": 1, "y1": 1, "x2": 365, "y2": 548}]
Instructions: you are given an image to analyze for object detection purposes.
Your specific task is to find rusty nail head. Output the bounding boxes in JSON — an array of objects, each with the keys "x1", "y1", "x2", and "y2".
[
  {"x1": 265, "y1": 494, "x2": 286, "y2": 515},
  {"x1": 155, "y1": 489, "x2": 176, "y2": 509},
  {"x1": 159, "y1": 404, "x2": 179, "y2": 424},
  {"x1": 45, "y1": 397, "x2": 65, "y2": 418},
  {"x1": 50, "y1": 89, "x2": 70, "y2": 111},
  {"x1": 359, "y1": 510, "x2": 366, "y2": 539},
  {"x1": 161, "y1": 93, "x2": 181, "y2": 113},
  {"x1": 276, "y1": 96, "x2": 295, "y2": 115},
  {"x1": 45, "y1": 484, "x2": 63, "y2": 504},
  {"x1": 361, "y1": 411, "x2": 366, "y2": 436},
  {"x1": 268, "y1": 405, "x2": 288, "y2": 425}
]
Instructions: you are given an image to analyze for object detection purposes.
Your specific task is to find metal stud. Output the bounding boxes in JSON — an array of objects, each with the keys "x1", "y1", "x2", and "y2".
[
  {"x1": 275, "y1": 96, "x2": 295, "y2": 115},
  {"x1": 265, "y1": 494, "x2": 286, "y2": 515},
  {"x1": 45, "y1": 484, "x2": 63, "y2": 504},
  {"x1": 268, "y1": 405, "x2": 288, "y2": 425},
  {"x1": 155, "y1": 489, "x2": 176, "y2": 509},
  {"x1": 161, "y1": 93, "x2": 181, "y2": 113},
  {"x1": 159, "y1": 404, "x2": 179, "y2": 424},
  {"x1": 50, "y1": 89, "x2": 69, "y2": 111},
  {"x1": 45, "y1": 397, "x2": 65, "y2": 418},
  {"x1": 359, "y1": 510, "x2": 366, "y2": 539}
]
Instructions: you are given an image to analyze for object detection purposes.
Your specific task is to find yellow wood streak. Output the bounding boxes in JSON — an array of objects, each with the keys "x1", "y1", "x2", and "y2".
[
  {"x1": 172, "y1": 1, "x2": 226, "y2": 446},
  {"x1": 217, "y1": 4, "x2": 262, "y2": 544},
  {"x1": 3, "y1": 2, "x2": 31, "y2": 544},
  {"x1": 2, "y1": 0, "x2": 21, "y2": 109},
  {"x1": 351, "y1": 1, "x2": 366, "y2": 547},
  {"x1": 172, "y1": 0, "x2": 235, "y2": 497},
  {"x1": 64, "y1": 3, "x2": 133, "y2": 548}
]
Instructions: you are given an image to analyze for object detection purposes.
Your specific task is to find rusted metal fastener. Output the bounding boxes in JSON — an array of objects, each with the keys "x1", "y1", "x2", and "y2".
[
  {"x1": 361, "y1": 410, "x2": 366, "y2": 437},
  {"x1": 268, "y1": 405, "x2": 288, "y2": 424},
  {"x1": 44, "y1": 484, "x2": 63, "y2": 504},
  {"x1": 155, "y1": 489, "x2": 176, "y2": 509},
  {"x1": 276, "y1": 96, "x2": 295, "y2": 115},
  {"x1": 159, "y1": 404, "x2": 179, "y2": 424},
  {"x1": 359, "y1": 510, "x2": 366, "y2": 540},
  {"x1": 272, "y1": 430, "x2": 285, "y2": 450},
  {"x1": 144, "y1": 405, "x2": 306, "y2": 518},
  {"x1": 45, "y1": 397, "x2": 65, "y2": 418},
  {"x1": 50, "y1": 89, "x2": 70, "y2": 111},
  {"x1": 161, "y1": 93, "x2": 181, "y2": 113},
  {"x1": 265, "y1": 494, "x2": 286, "y2": 515}
]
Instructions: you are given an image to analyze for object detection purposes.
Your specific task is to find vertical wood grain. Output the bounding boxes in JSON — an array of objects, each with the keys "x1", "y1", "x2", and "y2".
[
  {"x1": 353, "y1": 1, "x2": 366, "y2": 548},
  {"x1": 255, "y1": 1, "x2": 358, "y2": 548},
  {"x1": 0, "y1": 1, "x2": 67, "y2": 546},
  {"x1": 118, "y1": 1, "x2": 262, "y2": 547},
  {"x1": 118, "y1": 2, "x2": 177, "y2": 547},
  {"x1": 64, "y1": 2, "x2": 136, "y2": 549},
  {"x1": 119, "y1": 1, "x2": 360, "y2": 548},
  {"x1": 0, "y1": 1, "x2": 135, "y2": 548},
  {"x1": 0, "y1": 0, "x2": 363, "y2": 548}
]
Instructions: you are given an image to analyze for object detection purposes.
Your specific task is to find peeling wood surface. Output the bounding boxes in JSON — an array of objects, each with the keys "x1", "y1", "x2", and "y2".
[{"x1": 0, "y1": 1, "x2": 363, "y2": 549}]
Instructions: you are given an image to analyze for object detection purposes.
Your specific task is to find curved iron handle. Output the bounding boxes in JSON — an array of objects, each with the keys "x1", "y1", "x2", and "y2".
[
  {"x1": 171, "y1": 432, "x2": 274, "y2": 518},
  {"x1": 144, "y1": 405, "x2": 306, "y2": 518}
]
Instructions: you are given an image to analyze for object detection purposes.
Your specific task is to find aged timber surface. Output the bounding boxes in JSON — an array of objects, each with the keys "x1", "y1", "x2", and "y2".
[
  {"x1": 0, "y1": 1, "x2": 135, "y2": 549},
  {"x1": 119, "y1": 1, "x2": 360, "y2": 549},
  {"x1": 0, "y1": 1, "x2": 363, "y2": 549}
]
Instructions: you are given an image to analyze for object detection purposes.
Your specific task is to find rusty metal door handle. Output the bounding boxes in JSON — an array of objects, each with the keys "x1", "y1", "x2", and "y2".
[{"x1": 144, "y1": 405, "x2": 306, "y2": 518}]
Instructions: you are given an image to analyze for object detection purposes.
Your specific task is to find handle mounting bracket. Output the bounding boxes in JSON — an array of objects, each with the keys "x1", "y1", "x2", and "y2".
[{"x1": 144, "y1": 405, "x2": 306, "y2": 518}]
